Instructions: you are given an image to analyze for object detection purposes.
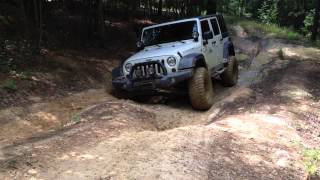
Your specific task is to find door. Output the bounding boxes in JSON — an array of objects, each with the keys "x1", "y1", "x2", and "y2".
[
  {"x1": 200, "y1": 20, "x2": 217, "y2": 70},
  {"x1": 209, "y1": 18, "x2": 224, "y2": 67},
  {"x1": 217, "y1": 15, "x2": 230, "y2": 64}
]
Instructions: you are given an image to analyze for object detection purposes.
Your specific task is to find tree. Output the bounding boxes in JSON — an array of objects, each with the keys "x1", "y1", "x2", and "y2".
[
  {"x1": 258, "y1": 0, "x2": 279, "y2": 25},
  {"x1": 207, "y1": 0, "x2": 217, "y2": 14},
  {"x1": 98, "y1": 0, "x2": 105, "y2": 41},
  {"x1": 157, "y1": 0, "x2": 163, "y2": 16},
  {"x1": 311, "y1": 0, "x2": 320, "y2": 41}
]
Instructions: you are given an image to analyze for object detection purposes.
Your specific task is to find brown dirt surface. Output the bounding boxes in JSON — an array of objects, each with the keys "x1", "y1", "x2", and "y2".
[{"x1": 0, "y1": 23, "x2": 319, "y2": 179}]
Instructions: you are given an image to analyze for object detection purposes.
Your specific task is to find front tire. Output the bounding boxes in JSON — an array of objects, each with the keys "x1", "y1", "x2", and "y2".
[
  {"x1": 111, "y1": 87, "x2": 128, "y2": 99},
  {"x1": 188, "y1": 67, "x2": 214, "y2": 110},
  {"x1": 221, "y1": 56, "x2": 239, "y2": 87}
]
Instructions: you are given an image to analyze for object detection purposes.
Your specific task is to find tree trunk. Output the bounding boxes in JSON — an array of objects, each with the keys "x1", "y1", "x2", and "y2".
[
  {"x1": 148, "y1": 0, "x2": 152, "y2": 18},
  {"x1": 207, "y1": 0, "x2": 217, "y2": 14},
  {"x1": 20, "y1": 0, "x2": 29, "y2": 38},
  {"x1": 98, "y1": 0, "x2": 105, "y2": 40},
  {"x1": 241, "y1": 0, "x2": 246, "y2": 17},
  {"x1": 157, "y1": 0, "x2": 162, "y2": 16},
  {"x1": 33, "y1": 0, "x2": 39, "y2": 28},
  {"x1": 303, "y1": 0, "x2": 308, "y2": 13},
  {"x1": 39, "y1": 0, "x2": 43, "y2": 49},
  {"x1": 311, "y1": 0, "x2": 320, "y2": 41}
]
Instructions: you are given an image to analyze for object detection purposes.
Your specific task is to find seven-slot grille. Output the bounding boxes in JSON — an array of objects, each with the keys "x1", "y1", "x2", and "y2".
[{"x1": 132, "y1": 62, "x2": 165, "y2": 79}]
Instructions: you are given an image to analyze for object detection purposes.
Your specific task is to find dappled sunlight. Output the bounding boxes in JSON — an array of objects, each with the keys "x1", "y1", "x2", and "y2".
[
  {"x1": 40, "y1": 124, "x2": 303, "y2": 179},
  {"x1": 0, "y1": 89, "x2": 112, "y2": 148},
  {"x1": 31, "y1": 112, "x2": 60, "y2": 125},
  {"x1": 77, "y1": 153, "x2": 96, "y2": 160},
  {"x1": 280, "y1": 86, "x2": 313, "y2": 100},
  {"x1": 0, "y1": 109, "x2": 65, "y2": 146},
  {"x1": 282, "y1": 47, "x2": 300, "y2": 57},
  {"x1": 281, "y1": 47, "x2": 320, "y2": 61},
  {"x1": 274, "y1": 149, "x2": 291, "y2": 168},
  {"x1": 209, "y1": 113, "x2": 300, "y2": 146},
  {"x1": 232, "y1": 25, "x2": 248, "y2": 38}
]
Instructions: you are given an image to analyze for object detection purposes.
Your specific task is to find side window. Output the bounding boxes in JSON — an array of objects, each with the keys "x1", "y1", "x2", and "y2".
[
  {"x1": 201, "y1": 20, "x2": 211, "y2": 36},
  {"x1": 217, "y1": 16, "x2": 228, "y2": 34},
  {"x1": 210, "y1": 19, "x2": 221, "y2": 36}
]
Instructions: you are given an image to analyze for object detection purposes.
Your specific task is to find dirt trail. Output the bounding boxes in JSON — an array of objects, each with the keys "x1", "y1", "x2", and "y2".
[{"x1": 1, "y1": 26, "x2": 320, "y2": 179}]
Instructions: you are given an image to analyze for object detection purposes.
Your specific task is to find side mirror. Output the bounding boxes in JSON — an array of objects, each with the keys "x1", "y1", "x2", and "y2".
[
  {"x1": 203, "y1": 31, "x2": 213, "y2": 40},
  {"x1": 192, "y1": 32, "x2": 199, "y2": 42},
  {"x1": 136, "y1": 41, "x2": 144, "y2": 50}
]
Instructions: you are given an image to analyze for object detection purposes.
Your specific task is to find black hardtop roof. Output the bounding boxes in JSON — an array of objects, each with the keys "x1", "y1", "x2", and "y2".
[
  {"x1": 142, "y1": 14, "x2": 224, "y2": 30},
  {"x1": 196, "y1": 14, "x2": 219, "y2": 19}
]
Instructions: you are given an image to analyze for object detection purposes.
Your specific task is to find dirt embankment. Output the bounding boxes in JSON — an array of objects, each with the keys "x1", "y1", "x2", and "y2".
[{"x1": 0, "y1": 23, "x2": 320, "y2": 179}]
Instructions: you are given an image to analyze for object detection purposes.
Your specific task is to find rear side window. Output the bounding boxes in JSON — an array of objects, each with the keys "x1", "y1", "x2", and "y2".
[
  {"x1": 210, "y1": 19, "x2": 220, "y2": 36},
  {"x1": 200, "y1": 20, "x2": 210, "y2": 35},
  {"x1": 217, "y1": 16, "x2": 228, "y2": 34}
]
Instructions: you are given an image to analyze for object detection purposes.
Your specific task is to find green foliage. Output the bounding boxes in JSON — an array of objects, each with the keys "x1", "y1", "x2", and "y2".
[
  {"x1": 304, "y1": 149, "x2": 320, "y2": 175},
  {"x1": 221, "y1": 0, "x2": 319, "y2": 42},
  {"x1": 72, "y1": 114, "x2": 82, "y2": 124},
  {"x1": 1, "y1": 79, "x2": 17, "y2": 92},
  {"x1": 225, "y1": 0, "x2": 246, "y2": 16},
  {"x1": 10, "y1": 71, "x2": 30, "y2": 80},
  {"x1": 226, "y1": 16, "x2": 302, "y2": 41},
  {"x1": 0, "y1": 15, "x2": 9, "y2": 25},
  {"x1": 302, "y1": 9, "x2": 315, "y2": 37},
  {"x1": 278, "y1": 48, "x2": 284, "y2": 59},
  {"x1": 258, "y1": 0, "x2": 279, "y2": 25}
]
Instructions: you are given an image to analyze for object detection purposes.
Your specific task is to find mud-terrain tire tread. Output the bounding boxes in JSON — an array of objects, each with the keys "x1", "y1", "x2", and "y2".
[
  {"x1": 188, "y1": 67, "x2": 214, "y2": 110},
  {"x1": 131, "y1": 95, "x2": 151, "y2": 102},
  {"x1": 221, "y1": 56, "x2": 239, "y2": 87}
]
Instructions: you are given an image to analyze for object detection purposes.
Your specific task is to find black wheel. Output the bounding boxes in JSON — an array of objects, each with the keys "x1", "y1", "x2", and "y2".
[
  {"x1": 221, "y1": 56, "x2": 239, "y2": 87},
  {"x1": 130, "y1": 94, "x2": 151, "y2": 102},
  {"x1": 188, "y1": 67, "x2": 214, "y2": 110}
]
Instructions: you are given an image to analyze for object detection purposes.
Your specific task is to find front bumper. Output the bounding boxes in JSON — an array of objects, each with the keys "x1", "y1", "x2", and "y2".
[{"x1": 112, "y1": 69, "x2": 193, "y2": 92}]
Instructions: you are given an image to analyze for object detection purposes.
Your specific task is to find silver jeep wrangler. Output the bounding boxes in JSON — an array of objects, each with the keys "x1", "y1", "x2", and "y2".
[{"x1": 112, "y1": 14, "x2": 238, "y2": 110}]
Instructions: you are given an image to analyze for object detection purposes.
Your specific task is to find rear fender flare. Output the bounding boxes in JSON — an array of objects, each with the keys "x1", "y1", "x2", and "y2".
[{"x1": 223, "y1": 39, "x2": 235, "y2": 61}]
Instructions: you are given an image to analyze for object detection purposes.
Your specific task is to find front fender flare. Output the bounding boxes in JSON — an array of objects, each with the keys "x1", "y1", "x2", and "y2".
[
  {"x1": 178, "y1": 53, "x2": 205, "y2": 70},
  {"x1": 112, "y1": 66, "x2": 123, "y2": 79}
]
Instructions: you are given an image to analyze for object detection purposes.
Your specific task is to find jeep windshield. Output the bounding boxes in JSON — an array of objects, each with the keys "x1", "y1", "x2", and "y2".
[{"x1": 142, "y1": 20, "x2": 198, "y2": 47}]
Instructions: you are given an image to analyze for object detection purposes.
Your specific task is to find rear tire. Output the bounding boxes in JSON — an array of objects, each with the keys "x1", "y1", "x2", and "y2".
[
  {"x1": 188, "y1": 67, "x2": 214, "y2": 110},
  {"x1": 221, "y1": 56, "x2": 238, "y2": 87}
]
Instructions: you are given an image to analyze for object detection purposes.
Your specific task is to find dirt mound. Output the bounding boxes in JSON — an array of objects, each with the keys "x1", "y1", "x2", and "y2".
[
  {"x1": 78, "y1": 101, "x2": 159, "y2": 131},
  {"x1": 1, "y1": 113, "x2": 305, "y2": 179}
]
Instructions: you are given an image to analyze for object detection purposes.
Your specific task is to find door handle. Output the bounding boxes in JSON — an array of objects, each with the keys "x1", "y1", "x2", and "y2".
[{"x1": 212, "y1": 41, "x2": 216, "y2": 45}]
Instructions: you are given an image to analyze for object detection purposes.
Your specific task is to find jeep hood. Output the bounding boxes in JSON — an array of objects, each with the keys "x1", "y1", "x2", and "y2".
[{"x1": 126, "y1": 40, "x2": 200, "y2": 62}]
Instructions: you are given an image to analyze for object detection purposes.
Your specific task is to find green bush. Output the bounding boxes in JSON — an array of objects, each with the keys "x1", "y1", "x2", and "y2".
[
  {"x1": 258, "y1": 0, "x2": 279, "y2": 25},
  {"x1": 304, "y1": 149, "x2": 320, "y2": 175},
  {"x1": 1, "y1": 79, "x2": 17, "y2": 92},
  {"x1": 302, "y1": 9, "x2": 315, "y2": 37},
  {"x1": 225, "y1": 16, "x2": 302, "y2": 41},
  {"x1": 278, "y1": 48, "x2": 284, "y2": 59}
]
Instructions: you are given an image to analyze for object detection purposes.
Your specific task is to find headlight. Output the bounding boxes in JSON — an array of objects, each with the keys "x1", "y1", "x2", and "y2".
[
  {"x1": 167, "y1": 57, "x2": 176, "y2": 67},
  {"x1": 125, "y1": 63, "x2": 132, "y2": 72}
]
